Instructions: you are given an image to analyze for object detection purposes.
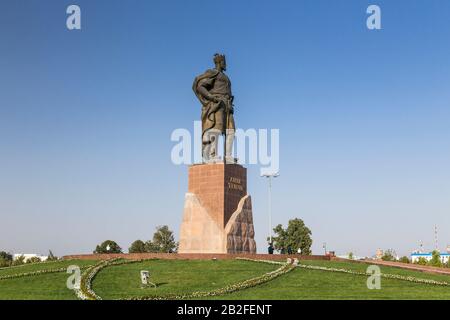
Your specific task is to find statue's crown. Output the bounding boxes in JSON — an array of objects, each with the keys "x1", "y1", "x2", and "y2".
[{"x1": 213, "y1": 53, "x2": 226, "y2": 64}]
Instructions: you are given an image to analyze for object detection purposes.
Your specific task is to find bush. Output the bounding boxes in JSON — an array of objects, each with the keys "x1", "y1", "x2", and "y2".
[
  {"x1": 12, "y1": 255, "x2": 25, "y2": 266},
  {"x1": 0, "y1": 251, "x2": 13, "y2": 267},
  {"x1": 414, "y1": 257, "x2": 428, "y2": 266},
  {"x1": 129, "y1": 240, "x2": 146, "y2": 253},
  {"x1": 26, "y1": 257, "x2": 42, "y2": 264},
  {"x1": 381, "y1": 249, "x2": 396, "y2": 262},
  {"x1": 0, "y1": 258, "x2": 10, "y2": 268},
  {"x1": 0, "y1": 251, "x2": 12, "y2": 261},
  {"x1": 47, "y1": 250, "x2": 58, "y2": 261},
  {"x1": 398, "y1": 256, "x2": 410, "y2": 264}
]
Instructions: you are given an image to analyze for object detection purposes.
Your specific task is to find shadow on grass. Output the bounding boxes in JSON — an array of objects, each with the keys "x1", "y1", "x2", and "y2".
[{"x1": 139, "y1": 282, "x2": 169, "y2": 289}]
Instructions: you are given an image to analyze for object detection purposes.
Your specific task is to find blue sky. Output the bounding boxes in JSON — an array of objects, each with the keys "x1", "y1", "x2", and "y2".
[{"x1": 1, "y1": 0, "x2": 449, "y2": 257}]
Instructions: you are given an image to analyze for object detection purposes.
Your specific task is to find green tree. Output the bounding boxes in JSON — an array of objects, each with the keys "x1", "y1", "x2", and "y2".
[
  {"x1": 398, "y1": 256, "x2": 410, "y2": 264},
  {"x1": 129, "y1": 240, "x2": 147, "y2": 253},
  {"x1": 12, "y1": 255, "x2": 25, "y2": 266},
  {"x1": 0, "y1": 251, "x2": 12, "y2": 267},
  {"x1": 271, "y1": 218, "x2": 312, "y2": 255},
  {"x1": 0, "y1": 258, "x2": 8, "y2": 268},
  {"x1": 47, "y1": 250, "x2": 58, "y2": 261},
  {"x1": 145, "y1": 225, "x2": 178, "y2": 253},
  {"x1": 381, "y1": 249, "x2": 396, "y2": 261},
  {"x1": 144, "y1": 241, "x2": 159, "y2": 253},
  {"x1": 348, "y1": 252, "x2": 354, "y2": 260},
  {"x1": 94, "y1": 240, "x2": 122, "y2": 254},
  {"x1": 428, "y1": 250, "x2": 442, "y2": 267},
  {"x1": 0, "y1": 251, "x2": 12, "y2": 261}
]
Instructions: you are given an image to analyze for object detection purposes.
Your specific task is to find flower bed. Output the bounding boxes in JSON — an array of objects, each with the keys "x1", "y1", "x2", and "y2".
[
  {"x1": 0, "y1": 267, "x2": 69, "y2": 281},
  {"x1": 237, "y1": 257, "x2": 450, "y2": 287},
  {"x1": 76, "y1": 257, "x2": 294, "y2": 300},
  {"x1": 123, "y1": 262, "x2": 295, "y2": 300},
  {"x1": 0, "y1": 259, "x2": 73, "y2": 272},
  {"x1": 297, "y1": 264, "x2": 450, "y2": 286},
  {"x1": 77, "y1": 258, "x2": 143, "y2": 300},
  {"x1": 0, "y1": 265, "x2": 91, "y2": 281}
]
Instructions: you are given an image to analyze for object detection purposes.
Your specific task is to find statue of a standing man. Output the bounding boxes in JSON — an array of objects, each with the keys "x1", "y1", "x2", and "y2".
[{"x1": 193, "y1": 54, "x2": 236, "y2": 163}]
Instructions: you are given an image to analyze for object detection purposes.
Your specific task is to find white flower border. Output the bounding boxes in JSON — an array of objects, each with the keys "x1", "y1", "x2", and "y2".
[
  {"x1": 3, "y1": 257, "x2": 448, "y2": 300},
  {"x1": 123, "y1": 261, "x2": 295, "y2": 300},
  {"x1": 0, "y1": 267, "x2": 69, "y2": 281},
  {"x1": 77, "y1": 257, "x2": 294, "y2": 300},
  {"x1": 237, "y1": 258, "x2": 450, "y2": 287},
  {"x1": 0, "y1": 259, "x2": 74, "y2": 272},
  {"x1": 0, "y1": 265, "x2": 92, "y2": 281},
  {"x1": 77, "y1": 258, "x2": 143, "y2": 300}
]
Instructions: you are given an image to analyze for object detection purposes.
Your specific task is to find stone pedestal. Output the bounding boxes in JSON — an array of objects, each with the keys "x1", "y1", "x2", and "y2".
[{"x1": 178, "y1": 163, "x2": 257, "y2": 254}]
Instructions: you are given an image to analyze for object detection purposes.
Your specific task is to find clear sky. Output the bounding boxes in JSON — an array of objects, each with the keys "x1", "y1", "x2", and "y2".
[{"x1": 1, "y1": 0, "x2": 449, "y2": 257}]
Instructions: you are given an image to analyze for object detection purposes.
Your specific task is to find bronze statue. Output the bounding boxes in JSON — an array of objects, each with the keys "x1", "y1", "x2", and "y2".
[{"x1": 193, "y1": 54, "x2": 236, "y2": 163}]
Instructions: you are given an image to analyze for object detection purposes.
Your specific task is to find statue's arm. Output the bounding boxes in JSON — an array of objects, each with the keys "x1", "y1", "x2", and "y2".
[{"x1": 197, "y1": 78, "x2": 218, "y2": 102}]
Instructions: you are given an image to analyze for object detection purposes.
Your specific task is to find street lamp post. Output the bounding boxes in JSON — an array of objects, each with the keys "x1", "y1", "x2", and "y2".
[{"x1": 261, "y1": 171, "x2": 279, "y2": 245}]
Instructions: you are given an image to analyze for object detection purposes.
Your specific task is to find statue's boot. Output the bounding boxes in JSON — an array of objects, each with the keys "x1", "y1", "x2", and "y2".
[
  {"x1": 225, "y1": 130, "x2": 237, "y2": 164},
  {"x1": 203, "y1": 129, "x2": 221, "y2": 163}
]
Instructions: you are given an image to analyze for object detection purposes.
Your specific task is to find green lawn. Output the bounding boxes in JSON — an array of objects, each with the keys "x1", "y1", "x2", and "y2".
[
  {"x1": 216, "y1": 266, "x2": 450, "y2": 300},
  {"x1": 300, "y1": 260, "x2": 450, "y2": 283},
  {"x1": 93, "y1": 259, "x2": 277, "y2": 299},
  {"x1": 0, "y1": 260, "x2": 97, "y2": 300},
  {"x1": 1, "y1": 258, "x2": 450, "y2": 300},
  {"x1": 0, "y1": 273, "x2": 79, "y2": 300}
]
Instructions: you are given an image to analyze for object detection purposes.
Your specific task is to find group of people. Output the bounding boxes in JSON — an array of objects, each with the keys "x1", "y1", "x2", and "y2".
[{"x1": 267, "y1": 243, "x2": 302, "y2": 255}]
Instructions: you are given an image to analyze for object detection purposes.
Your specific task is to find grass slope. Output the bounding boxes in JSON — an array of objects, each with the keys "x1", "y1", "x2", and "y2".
[
  {"x1": 1, "y1": 258, "x2": 450, "y2": 300},
  {"x1": 0, "y1": 260, "x2": 97, "y2": 300},
  {"x1": 217, "y1": 267, "x2": 450, "y2": 300},
  {"x1": 0, "y1": 273, "x2": 79, "y2": 300},
  {"x1": 93, "y1": 259, "x2": 278, "y2": 299},
  {"x1": 0, "y1": 260, "x2": 96, "y2": 276}
]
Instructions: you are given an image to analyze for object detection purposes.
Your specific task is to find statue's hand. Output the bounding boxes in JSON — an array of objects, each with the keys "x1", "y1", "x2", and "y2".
[
  {"x1": 207, "y1": 94, "x2": 219, "y2": 103},
  {"x1": 210, "y1": 103, "x2": 221, "y2": 113}
]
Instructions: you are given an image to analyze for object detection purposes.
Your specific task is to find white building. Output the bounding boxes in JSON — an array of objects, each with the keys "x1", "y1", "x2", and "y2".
[
  {"x1": 13, "y1": 254, "x2": 48, "y2": 262},
  {"x1": 411, "y1": 252, "x2": 450, "y2": 264}
]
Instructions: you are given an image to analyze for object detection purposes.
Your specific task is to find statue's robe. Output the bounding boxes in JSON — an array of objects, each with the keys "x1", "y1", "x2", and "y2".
[{"x1": 192, "y1": 69, "x2": 235, "y2": 143}]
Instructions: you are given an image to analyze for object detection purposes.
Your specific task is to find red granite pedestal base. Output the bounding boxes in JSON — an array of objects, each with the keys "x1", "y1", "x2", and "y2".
[{"x1": 178, "y1": 163, "x2": 257, "y2": 254}]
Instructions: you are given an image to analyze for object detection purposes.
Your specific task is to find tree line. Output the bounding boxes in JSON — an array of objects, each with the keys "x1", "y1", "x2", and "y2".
[{"x1": 93, "y1": 225, "x2": 178, "y2": 254}]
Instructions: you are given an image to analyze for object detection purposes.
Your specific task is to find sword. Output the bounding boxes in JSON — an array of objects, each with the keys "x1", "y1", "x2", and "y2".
[{"x1": 223, "y1": 98, "x2": 229, "y2": 164}]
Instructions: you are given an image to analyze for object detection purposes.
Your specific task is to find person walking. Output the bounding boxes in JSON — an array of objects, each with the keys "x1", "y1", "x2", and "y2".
[{"x1": 268, "y1": 243, "x2": 274, "y2": 255}]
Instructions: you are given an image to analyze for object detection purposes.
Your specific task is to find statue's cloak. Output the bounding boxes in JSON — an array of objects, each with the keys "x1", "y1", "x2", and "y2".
[{"x1": 192, "y1": 69, "x2": 221, "y2": 140}]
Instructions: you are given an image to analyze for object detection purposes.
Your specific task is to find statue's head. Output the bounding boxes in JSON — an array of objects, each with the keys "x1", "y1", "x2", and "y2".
[{"x1": 213, "y1": 53, "x2": 226, "y2": 71}]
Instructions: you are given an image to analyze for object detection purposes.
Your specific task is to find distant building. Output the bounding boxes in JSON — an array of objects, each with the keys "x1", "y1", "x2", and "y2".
[
  {"x1": 375, "y1": 249, "x2": 383, "y2": 260},
  {"x1": 411, "y1": 252, "x2": 450, "y2": 264},
  {"x1": 13, "y1": 254, "x2": 48, "y2": 262},
  {"x1": 336, "y1": 254, "x2": 365, "y2": 260}
]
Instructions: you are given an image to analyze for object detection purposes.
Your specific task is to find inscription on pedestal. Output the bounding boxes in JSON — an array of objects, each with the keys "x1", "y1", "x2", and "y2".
[{"x1": 228, "y1": 177, "x2": 244, "y2": 191}]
